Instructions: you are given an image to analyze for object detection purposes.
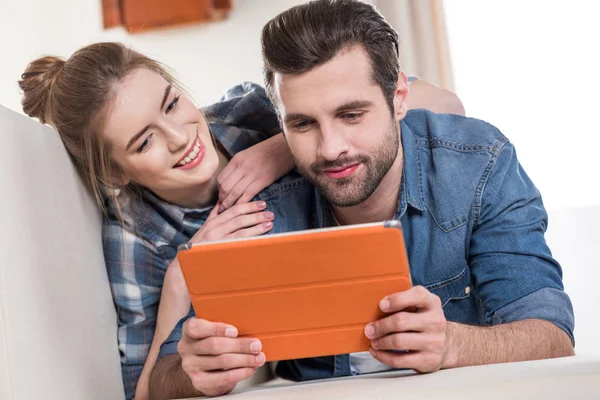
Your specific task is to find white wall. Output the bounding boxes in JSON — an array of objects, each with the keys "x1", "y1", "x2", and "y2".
[
  {"x1": 444, "y1": 1, "x2": 600, "y2": 352},
  {"x1": 443, "y1": 0, "x2": 600, "y2": 212},
  {"x1": 0, "y1": 0, "x2": 307, "y2": 114}
]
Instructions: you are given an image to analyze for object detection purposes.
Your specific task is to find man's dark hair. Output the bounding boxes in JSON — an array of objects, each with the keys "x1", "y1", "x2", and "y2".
[{"x1": 261, "y1": 0, "x2": 400, "y2": 113}]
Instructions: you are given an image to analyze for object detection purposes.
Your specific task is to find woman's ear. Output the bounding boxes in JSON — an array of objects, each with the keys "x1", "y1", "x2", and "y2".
[
  {"x1": 104, "y1": 163, "x2": 130, "y2": 189},
  {"x1": 393, "y1": 72, "x2": 410, "y2": 121}
]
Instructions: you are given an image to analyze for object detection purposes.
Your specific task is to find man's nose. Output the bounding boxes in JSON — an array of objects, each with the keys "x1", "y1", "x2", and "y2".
[{"x1": 318, "y1": 123, "x2": 349, "y2": 161}]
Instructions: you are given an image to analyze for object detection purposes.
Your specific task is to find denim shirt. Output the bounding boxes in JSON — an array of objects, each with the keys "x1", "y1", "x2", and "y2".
[{"x1": 158, "y1": 110, "x2": 574, "y2": 382}]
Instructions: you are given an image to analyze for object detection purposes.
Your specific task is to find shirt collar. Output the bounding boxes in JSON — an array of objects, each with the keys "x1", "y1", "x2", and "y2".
[{"x1": 396, "y1": 119, "x2": 425, "y2": 220}]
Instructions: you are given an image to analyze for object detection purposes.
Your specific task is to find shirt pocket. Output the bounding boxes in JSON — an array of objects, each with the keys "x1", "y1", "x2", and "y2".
[{"x1": 424, "y1": 265, "x2": 472, "y2": 308}]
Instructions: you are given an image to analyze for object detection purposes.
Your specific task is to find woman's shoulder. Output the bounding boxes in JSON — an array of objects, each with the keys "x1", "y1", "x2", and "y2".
[{"x1": 102, "y1": 188, "x2": 163, "y2": 248}]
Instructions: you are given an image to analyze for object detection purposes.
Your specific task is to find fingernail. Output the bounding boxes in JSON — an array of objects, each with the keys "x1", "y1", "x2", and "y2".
[
  {"x1": 218, "y1": 205, "x2": 225, "y2": 213},
  {"x1": 225, "y1": 327, "x2": 238, "y2": 338},
  {"x1": 250, "y1": 340, "x2": 262, "y2": 353},
  {"x1": 262, "y1": 222, "x2": 273, "y2": 229},
  {"x1": 380, "y1": 298, "x2": 391, "y2": 311},
  {"x1": 371, "y1": 340, "x2": 379, "y2": 350},
  {"x1": 264, "y1": 211, "x2": 274, "y2": 220},
  {"x1": 256, "y1": 352, "x2": 266, "y2": 365},
  {"x1": 257, "y1": 201, "x2": 267, "y2": 209},
  {"x1": 365, "y1": 324, "x2": 375, "y2": 338},
  {"x1": 368, "y1": 347, "x2": 377, "y2": 356}
]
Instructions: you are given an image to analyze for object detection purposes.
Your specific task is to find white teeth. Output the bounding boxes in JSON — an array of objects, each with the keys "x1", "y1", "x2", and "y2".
[{"x1": 176, "y1": 137, "x2": 201, "y2": 167}]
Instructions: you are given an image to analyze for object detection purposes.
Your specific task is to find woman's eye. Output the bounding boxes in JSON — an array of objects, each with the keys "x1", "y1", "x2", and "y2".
[
  {"x1": 136, "y1": 134, "x2": 153, "y2": 153},
  {"x1": 166, "y1": 95, "x2": 180, "y2": 114}
]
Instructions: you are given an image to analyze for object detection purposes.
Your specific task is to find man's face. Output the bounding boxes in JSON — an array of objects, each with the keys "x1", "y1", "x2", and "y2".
[{"x1": 274, "y1": 45, "x2": 408, "y2": 207}]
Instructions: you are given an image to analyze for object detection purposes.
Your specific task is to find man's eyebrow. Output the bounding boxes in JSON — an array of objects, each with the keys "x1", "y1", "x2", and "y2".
[
  {"x1": 335, "y1": 100, "x2": 373, "y2": 113},
  {"x1": 283, "y1": 113, "x2": 314, "y2": 125},
  {"x1": 125, "y1": 84, "x2": 172, "y2": 151}
]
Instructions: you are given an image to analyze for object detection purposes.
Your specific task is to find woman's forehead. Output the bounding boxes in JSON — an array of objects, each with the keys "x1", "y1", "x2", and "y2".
[{"x1": 103, "y1": 69, "x2": 170, "y2": 148}]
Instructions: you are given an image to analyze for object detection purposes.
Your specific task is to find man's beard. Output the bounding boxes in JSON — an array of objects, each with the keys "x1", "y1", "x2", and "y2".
[{"x1": 293, "y1": 120, "x2": 400, "y2": 208}]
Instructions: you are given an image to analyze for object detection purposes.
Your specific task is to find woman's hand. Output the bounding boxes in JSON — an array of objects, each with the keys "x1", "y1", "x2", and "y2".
[
  {"x1": 192, "y1": 200, "x2": 274, "y2": 242},
  {"x1": 217, "y1": 133, "x2": 294, "y2": 212}
]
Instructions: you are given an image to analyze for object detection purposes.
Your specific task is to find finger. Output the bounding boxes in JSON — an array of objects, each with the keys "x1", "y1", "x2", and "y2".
[
  {"x1": 183, "y1": 318, "x2": 239, "y2": 341},
  {"x1": 220, "y1": 176, "x2": 255, "y2": 211},
  {"x1": 218, "y1": 200, "x2": 267, "y2": 219},
  {"x1": 236, "y1": 179, "x2": 268, "y2": 207},
  {"x1": 216, "y1": 160, "x2": 238, "y2": 188},
  {"x1": 365, "y1": 311, "x2": 426, "y2": 339},
  {"x1": 194, "y1": 352, "x2": 266, "y2": 372},
  {"x1": 202, "y1": 201, "x2": 268, "y2": 238},
  {"x1": 370, "y1": 332, "x2": 430, "y2": 352},
  {"x1": 190, "y1": 368, "x2": 256, "y2": 397},
  {"x1": 380, "y1": 286, "x2": 440, "y2": 314},
  {"x1": 368, "y1": 348, "x2": 442, "y2": 373},
  {"x1": 191, "y1": 336, "x2": 263, "y2": 356},
  {"x1": 229, "y1": 220, "x2": 274, "y2": 238},
  {"x1": 207, "y1": 202, "x2": 222, "y2": 219},
  {"x1": 216, "y1": 212, "x2": 274, "y2": 238},
  {"x1": 218, "y1": 167, "x2": 246, "y2": 203}
]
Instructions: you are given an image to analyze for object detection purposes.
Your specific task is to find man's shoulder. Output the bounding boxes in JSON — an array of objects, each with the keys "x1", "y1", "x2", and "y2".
[{"x1": 403, "y1": 109, "x2": 508, "y2": 155}]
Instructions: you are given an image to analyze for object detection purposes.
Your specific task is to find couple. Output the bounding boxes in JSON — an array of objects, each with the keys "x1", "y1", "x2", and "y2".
[{"x1": 19, "y1": 0, "x2": 574, "y2": 399}]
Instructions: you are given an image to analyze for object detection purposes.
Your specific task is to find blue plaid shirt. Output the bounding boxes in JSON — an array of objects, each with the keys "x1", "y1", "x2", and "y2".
[{"x1": 102, "y1": 82, "x2": 295, "y2": 399}]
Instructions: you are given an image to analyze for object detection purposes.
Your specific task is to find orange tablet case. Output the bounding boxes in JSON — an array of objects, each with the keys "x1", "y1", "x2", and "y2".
[{"x1": 177, "y1": 220, "x2": 412, "y2": 362}]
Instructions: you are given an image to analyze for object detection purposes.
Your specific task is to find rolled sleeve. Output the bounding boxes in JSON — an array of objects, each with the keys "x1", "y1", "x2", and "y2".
[
  {"x1": 469, "y1": 141, "x2": 573, "y2": 333},
  {"x1": 493, "y1": 287, "x2": 575, "y2": 344},
  {"x1": 157, "y1": 307, "x2": 196, "y2": 361},
  {"x1": 202, "y1": 82, "x2": 281, "y2": 156}
]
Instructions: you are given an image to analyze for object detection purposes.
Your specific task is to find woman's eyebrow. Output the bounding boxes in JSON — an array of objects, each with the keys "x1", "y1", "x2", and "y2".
[{"x1": 125, "y1": 84, "x2": 172, "y2": 151}]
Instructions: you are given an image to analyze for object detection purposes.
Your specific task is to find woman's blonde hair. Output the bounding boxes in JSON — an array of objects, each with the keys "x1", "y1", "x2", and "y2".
[{"x1": 19, "y1": 42, "x2": 177, "y2": 223}]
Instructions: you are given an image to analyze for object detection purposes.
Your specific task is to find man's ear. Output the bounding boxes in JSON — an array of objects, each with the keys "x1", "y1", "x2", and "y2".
[{"x1": 392, "y1": 71, "x2": 410, "y2": 121}]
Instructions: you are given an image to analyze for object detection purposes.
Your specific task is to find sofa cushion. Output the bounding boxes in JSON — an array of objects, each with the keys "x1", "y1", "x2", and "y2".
[{"x1": 0, "y1": 105, "x2": 124, "y2": 400}]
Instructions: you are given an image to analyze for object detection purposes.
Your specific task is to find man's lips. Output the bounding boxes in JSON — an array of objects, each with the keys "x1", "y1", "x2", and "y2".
[{"x1": 322, "y1": 163, "x2": 360, "y2": 179}]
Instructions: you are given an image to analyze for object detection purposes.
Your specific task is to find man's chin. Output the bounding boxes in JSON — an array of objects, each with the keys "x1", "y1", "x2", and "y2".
[{"x1": 318, "y1": 184, "x2": 370, "y2": 208}]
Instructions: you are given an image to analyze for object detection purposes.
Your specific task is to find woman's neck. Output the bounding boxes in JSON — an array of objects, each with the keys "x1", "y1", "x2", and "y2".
[{"x1": 151, "y1": 147, "x2": 229, "y2": 210}]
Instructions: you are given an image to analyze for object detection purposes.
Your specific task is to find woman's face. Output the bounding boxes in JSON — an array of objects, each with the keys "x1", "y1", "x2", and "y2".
[{"x1": 102, "y1": 68, "x2": 220, "y2": 206}]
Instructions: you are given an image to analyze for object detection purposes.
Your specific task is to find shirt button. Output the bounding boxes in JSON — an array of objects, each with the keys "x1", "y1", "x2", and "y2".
[{"x1": 465, "y1": 286, "x2": 471, "y2": 295}]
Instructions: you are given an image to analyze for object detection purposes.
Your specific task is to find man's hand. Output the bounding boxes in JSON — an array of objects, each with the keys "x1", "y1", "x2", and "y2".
[
  {"x1": 178, "y1": 318, "x2": 266, "y2": 397},
  {"x1": 365, "y1": 286, "x2": 450, "y2": 373},
  {"x1": 217, "y1": 133, "x2": 294, "y2": 212}
]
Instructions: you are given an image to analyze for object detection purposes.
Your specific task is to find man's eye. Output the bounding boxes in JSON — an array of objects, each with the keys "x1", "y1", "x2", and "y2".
[
  {"x1": 342, "y1": 112, "x2": 363, "y2": 121},
  {"x1": 293, "y1": 120, "x2": 312, "y2": 130},
  {"x1": 166, "y1": 95, "x2": 180, "y2": 114},
  {"x1": 136, "y1": 134, "x2": 153, "y2": 153}
]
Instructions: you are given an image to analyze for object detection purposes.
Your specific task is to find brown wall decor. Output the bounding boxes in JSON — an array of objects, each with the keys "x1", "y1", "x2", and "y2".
[{"x1": 102, "y1": 0, "x2": 233, "y2": 33}]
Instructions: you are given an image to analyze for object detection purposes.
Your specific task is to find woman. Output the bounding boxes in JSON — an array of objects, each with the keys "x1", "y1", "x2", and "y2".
[{"x1": 19, "y1": 42, "x2": 464, "y2": 400}]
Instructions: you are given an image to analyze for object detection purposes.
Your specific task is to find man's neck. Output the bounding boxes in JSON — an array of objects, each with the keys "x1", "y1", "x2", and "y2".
[{"x1": 331, "y1": 150, "x2": 403, "y2": 226}]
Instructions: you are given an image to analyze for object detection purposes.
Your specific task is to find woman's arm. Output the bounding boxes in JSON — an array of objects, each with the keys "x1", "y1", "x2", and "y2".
[
  {"x1": 407, "y1": 79, "x2": 465, "y2": 116},
  {"x1": 134, "y1": 259, "x2": 190, "y2": 400}
]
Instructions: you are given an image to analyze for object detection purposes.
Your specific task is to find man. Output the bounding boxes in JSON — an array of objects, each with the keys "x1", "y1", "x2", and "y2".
[{"x1": 149, "y1": 1, "x2": 574, "y2": 398}]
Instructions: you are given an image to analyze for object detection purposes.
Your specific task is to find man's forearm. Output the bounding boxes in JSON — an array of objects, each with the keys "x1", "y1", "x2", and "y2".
[
  {"x1": 149, "y1": 354, "x2": 202, "y2": 400},
  {"x1": 443, "y1": 319, "x2": 574, "y2": 369}
]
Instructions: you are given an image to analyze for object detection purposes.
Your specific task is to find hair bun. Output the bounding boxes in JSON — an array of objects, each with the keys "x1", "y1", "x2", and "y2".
[{"x1": 19, "y1": 56, "x2": 65, "y2": 124}]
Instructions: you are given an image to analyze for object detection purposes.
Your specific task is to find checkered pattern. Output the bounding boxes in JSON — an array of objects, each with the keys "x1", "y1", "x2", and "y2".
[{"x1": 101, "y1": 82, "x2": 281, "y2": 399}]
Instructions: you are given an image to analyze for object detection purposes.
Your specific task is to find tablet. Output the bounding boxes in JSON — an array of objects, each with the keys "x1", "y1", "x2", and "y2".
[{"x1": 176, "y1": 220, "x2": 412, "y2": 362}]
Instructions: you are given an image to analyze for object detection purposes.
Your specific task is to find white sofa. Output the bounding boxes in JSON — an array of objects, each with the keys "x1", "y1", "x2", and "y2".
[{"x1": 1, "y1": 104, "x2": 599, "y2": 400}]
